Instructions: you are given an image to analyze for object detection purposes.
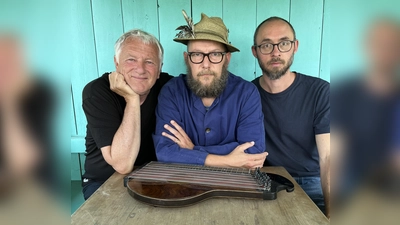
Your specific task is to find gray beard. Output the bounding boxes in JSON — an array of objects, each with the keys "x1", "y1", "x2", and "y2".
[
  {"x1": 186, "y1": 64, "x2": 229, "y2": 98},
  {"x1": 259, "y1": 53, "x2": 294, "y2": 80}
]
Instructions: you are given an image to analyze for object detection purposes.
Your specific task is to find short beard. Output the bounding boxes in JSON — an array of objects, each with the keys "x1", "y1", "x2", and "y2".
[
  {"x1": 259, "y1": 53, "x2": 294, "y2": 80},
  {"x1": 186, "y1": 62, "x2": 229, "y2": 98}
]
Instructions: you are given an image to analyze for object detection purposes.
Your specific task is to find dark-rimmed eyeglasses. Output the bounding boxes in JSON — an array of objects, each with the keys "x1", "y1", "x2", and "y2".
[
  {"x1": 254, "y1": 40, "x2": 295, "y2": 55},
  {"x1": 187, "y1": 52, "x2": 227, "y2": 64}
]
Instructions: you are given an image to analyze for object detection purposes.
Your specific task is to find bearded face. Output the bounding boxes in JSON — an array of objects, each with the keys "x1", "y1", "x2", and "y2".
[
  {"x1": 186, "y1": 61, "x2": 229, "y2": 98},
  {"x1": 258, "y1": 53, "x2": 294, "y2": 80}
]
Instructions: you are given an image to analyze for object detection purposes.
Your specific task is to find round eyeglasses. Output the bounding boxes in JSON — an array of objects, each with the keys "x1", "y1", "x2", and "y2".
[
  {"x1": 254, "y1": 40, "x2": 295, "y2": 55},
  {"x1": 187, "y1": 52, "x2": 227, "y2": 64}
]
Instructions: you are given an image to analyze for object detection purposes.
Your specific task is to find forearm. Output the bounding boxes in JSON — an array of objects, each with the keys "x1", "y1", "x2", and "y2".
[
  {"x1": 320, "y1": 157, "x2": 330, "y2": 218},
  {"x1": 194, "y1": 142, "x2": 239, "y2": 154},
  {"x1": 156, "y1": 144, "x2": 208, "y2": 165},
  {"x1": 316, "y1": 133, "x2": 330, "y2": 218},
  {"x1": 204, "y1": 154, "x2": 231, "y2": 168},
  {"x1": 106, "y1": 97, "x2": 141, "y2": 174}
]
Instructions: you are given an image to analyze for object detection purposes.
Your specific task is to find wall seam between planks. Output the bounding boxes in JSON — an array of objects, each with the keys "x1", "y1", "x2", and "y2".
[
  {"x1": 318, "y1": 0, "x2": 325, "y2": 79},
  {"x1": 89, "y1": 0, "x2": 100, "y2": 77},
  {"x1": 157, "y1": 0, "x2": 161, "y2": 40},
  {"x1": 120, "y1": 0, "x2": 125, "y2": 32},
  {"x1": 71, "y1": 85, "x2": 78, "y2": 135}
]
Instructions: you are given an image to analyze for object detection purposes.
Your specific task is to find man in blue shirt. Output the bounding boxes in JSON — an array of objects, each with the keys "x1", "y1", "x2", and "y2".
[{"x1": 153, "y1": 12, "x2": 267, "y2": 169}]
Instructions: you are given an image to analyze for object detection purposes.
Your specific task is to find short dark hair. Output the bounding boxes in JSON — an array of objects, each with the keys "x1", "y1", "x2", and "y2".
[{"x1": 253, "y1": 17, "x2": 296, "y2": 45}]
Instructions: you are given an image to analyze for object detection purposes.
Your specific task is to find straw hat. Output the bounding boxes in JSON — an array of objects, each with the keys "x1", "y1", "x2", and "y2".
[{"x1": 174, "y1": 12, "x2": 240, "y2": 52}]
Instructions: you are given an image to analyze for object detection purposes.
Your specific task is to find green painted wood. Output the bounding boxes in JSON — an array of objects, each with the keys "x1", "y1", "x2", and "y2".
[
  {"x1": 70, "y1": 0, "x2": 98, "y2": 136},
  {"x1": 71, "y1": 136, "x2": 86, "y2": 153},
  {"x1": 254, "y1": 0, "x2": 291, "y2": 78},
  {"x1": 290, "y1": 0, "x2": 324, "y2": 78},
  {"x1": 71, "y1": 94, "x2": 77, "y2": 135},
  {"x1": 71, "y1": 180, "x2": 85, "y2": 214},
  {"x1": 71, "y1": 153, "x2": 86, "y2": 181},
  {"x1": 80, "y1": 153, "x2": 86, "y2": 175},
  {"x1": 320, "y1": 0, "x2": 330, "y2": 81},
  {"x1": 91, "y1": 0, "x2": 124, "y2": 75},
  {"x1": 192, "y1": 0, "x2": 222, "y2": 22},
  {"x1": 71, "y1": 153, "x2": 82, "y2": 181},
  {"x1": 158, "y1": 0, "x2": 191, "y2": 77},
  {"x1": 223, "y1": 0, "x2": 257, "y2": 81},
  {"x1": 122, "y1": 0, "x2": 159, "y2": 39}
]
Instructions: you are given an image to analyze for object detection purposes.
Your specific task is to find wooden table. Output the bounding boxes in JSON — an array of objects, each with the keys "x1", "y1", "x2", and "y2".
[{"x1": 71, "y1": 166, "x2": 328, "y2": 225}]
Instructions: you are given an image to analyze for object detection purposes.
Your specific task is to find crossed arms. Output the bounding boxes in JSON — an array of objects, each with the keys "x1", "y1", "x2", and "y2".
[{"x1": 153, "y1": 79, "x2": 268, "y2": 169}]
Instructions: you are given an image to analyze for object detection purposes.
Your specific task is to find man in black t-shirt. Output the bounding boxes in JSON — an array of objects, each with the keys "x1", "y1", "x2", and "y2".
[
  {"x1": 81, "y1": 29, "x2": 172, "y2": 200},
  {"x1": 251, "y1": 17, "x2": 330, "y2": 217}
]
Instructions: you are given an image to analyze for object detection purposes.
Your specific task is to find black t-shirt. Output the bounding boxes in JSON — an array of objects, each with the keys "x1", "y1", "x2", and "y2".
[
  {"x1": 252, "y1": 73, "x2": 330, "y2": 177},
  {"x1": 82, "y1": 72, "x2": 173, "y2": 182}
]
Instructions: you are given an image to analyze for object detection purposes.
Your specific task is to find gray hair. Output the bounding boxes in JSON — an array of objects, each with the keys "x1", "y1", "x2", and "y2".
[{"x1": 114, "y1": 29, "x2": 164, "y2": 67}]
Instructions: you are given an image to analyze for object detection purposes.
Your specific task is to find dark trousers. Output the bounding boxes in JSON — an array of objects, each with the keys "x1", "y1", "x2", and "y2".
[
  {"x1": 293, "y1": 176, "x2": 326, "y2": 214},
  {"x1": 82, "y1": 179, "x2": 104, "y2": 200}
]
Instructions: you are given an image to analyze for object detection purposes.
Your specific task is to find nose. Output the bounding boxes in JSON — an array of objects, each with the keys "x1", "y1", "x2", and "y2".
[
  {"x1": 134, "y1": 60, "x2": 146, "y2": 74},
  {"x1": 201, "y1": 55, "x2": 211, "y2": 69},
  {"x1": 270, "y1": 45, "x2": 281, "y2": 57}
]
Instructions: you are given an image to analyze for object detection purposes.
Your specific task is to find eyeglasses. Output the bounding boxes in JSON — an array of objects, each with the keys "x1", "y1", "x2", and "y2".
[
  {"x1": 187, "y1": 52, "x2": 227, "y2": 64},
  {"x1": 254, "y1": 40, "x2": 295, "y2": 55}
]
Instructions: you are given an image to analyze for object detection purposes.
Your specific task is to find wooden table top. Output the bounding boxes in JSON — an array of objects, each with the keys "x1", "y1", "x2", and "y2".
[{"x1": 71, "y1": 166, "x2": 328, "y2": 225}]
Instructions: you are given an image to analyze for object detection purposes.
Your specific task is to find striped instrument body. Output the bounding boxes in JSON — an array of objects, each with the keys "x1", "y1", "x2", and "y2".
[{"x1": 124, "y1": 161, "x2": 294, "y2": 207}]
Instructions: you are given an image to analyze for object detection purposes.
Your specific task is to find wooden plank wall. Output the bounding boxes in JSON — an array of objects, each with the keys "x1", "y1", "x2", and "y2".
[{"x1": 70, "y1": 0, "x2": 330, "y2": 180}]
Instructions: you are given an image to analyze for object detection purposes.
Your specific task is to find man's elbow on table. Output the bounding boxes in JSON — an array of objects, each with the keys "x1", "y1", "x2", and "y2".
[
  {"x1": 112, "y1": 163, "x2": 134, "y2": 175},
  {"x1": 101, "y1": 146, "x2": 134, "y2": 174}
]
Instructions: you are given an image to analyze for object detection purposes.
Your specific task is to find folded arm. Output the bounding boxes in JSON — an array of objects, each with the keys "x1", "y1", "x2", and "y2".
[{"x1": 316, "y1": 133, "x2": 330, "y2": 219}]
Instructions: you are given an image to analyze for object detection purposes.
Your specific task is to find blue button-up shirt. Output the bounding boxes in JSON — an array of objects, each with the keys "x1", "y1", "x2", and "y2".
[{"x1": 153, "y1": 73, "x2": 265, "y2": 165}]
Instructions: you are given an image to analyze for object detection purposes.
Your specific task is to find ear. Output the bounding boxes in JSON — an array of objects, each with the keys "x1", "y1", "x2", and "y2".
[
  {"x1": 251, "y1": 46, "x2": 257, "y2": 58},
  {"x1": 114, "y1": 56, "x2": 119, "y2": 69},
  {"x1": 293, "y1": 40, "x2": 299, "y2": 53},
  {"x1": 158, "y1": 63, "x2": 163, "y2": 79},
  {"x1": 225, "y1": 52, "x2": 231, "y2": 64},
  {"x1": 184, "y1": 51, "x2": 189, "y2": 64}
]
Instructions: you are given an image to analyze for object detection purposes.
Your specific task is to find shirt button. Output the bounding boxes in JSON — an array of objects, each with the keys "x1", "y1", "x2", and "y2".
[{"x1": 205, "y1": 128, "x2": 211, "y2": 133}]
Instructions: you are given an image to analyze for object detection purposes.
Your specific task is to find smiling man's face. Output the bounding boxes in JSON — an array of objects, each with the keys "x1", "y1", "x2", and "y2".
[{"x1": 114, "y1": 37, "x2": 161, "y2": 96}]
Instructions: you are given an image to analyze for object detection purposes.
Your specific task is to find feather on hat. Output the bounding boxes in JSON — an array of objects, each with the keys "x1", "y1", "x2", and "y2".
[{"x1": 174, "y1": 10, "x2": 240, "y2": 52}]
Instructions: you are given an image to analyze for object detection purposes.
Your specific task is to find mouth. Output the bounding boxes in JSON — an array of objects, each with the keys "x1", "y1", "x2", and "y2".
[
  {"x1": 131, "y1": 76, "x2": 148, "y2": 80},
  {"x1": 269, "y1": 61, "x2": 284, "y2": 66},
  {"x1": 198, "y1": 74, "x2": 214, "y2": 77}
]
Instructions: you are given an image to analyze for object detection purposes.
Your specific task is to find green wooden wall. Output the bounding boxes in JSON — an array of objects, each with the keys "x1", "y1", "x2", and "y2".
[{"x1": 69, "y1": 0, "x2": 330, "y2": 180}]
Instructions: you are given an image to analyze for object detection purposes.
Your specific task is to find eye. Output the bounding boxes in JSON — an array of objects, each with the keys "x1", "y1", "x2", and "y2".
[
  {"x1": 281, "y1": 41, "x2": 291, "y2": 46},
  {"x1": 191, "y1": 53, "x2": 202, "y2": 57},
  {"x1": 145, "y1": 60, "x2": 154, "y2": 65},
  {"x1": 127, "y1": 58, "x2": 136, "y2": 62},
  {"x1": 261, "y1": 43, "x2": 272, "y2": 49},
  {"x1": 210, "y1": 52, "x2": 221, "y2": 57}
]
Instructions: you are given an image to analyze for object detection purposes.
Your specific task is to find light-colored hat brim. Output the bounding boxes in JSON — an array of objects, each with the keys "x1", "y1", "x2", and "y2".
[
  {"x1": 173, "y1": 12, "x2": 240, "y2": 52},
  {"x1": 174, "y1": 37, "x2": 240, "y2": 52}
]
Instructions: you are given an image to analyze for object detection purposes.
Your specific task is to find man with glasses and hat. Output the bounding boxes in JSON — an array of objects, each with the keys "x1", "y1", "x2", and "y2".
[
  {"x1": 251, "y1": 17, "x2": 330, "y2": 217},
  {"x1": 153, "y1": 11, "x2": 268, "y2": 169}
]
